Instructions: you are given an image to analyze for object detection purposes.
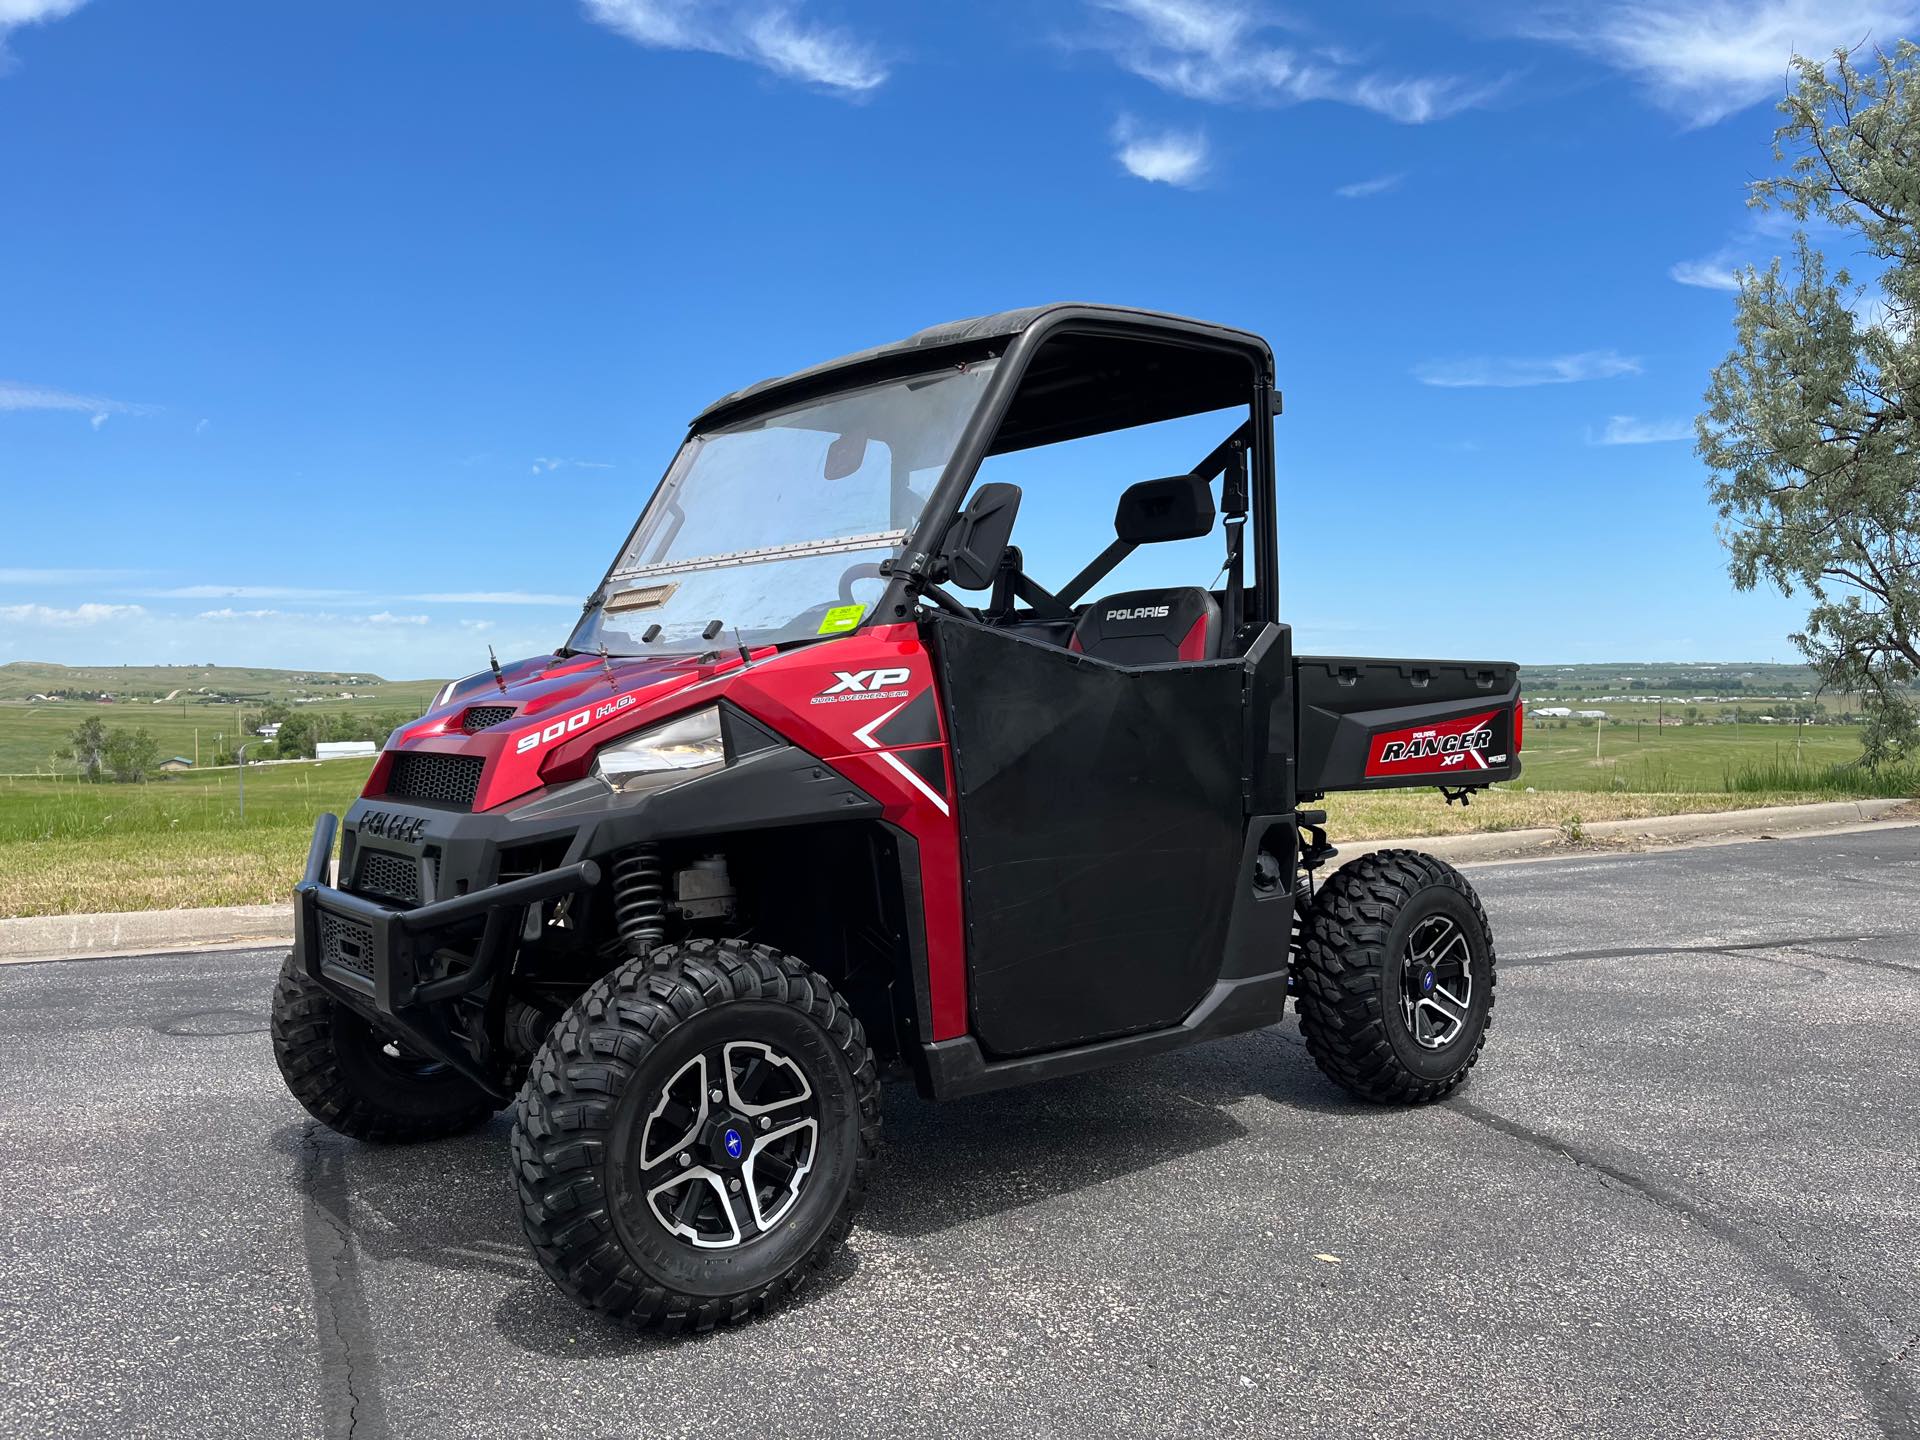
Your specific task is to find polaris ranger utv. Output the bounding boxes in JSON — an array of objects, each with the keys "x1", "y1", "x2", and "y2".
[{"x1": 274, "y1": 303, "x2": 1521, "y2": 1332}]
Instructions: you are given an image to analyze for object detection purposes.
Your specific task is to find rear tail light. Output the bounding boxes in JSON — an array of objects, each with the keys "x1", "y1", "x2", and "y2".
[{"x1": 1514, "y1": 702, "x2": 1526, "y2": 753}]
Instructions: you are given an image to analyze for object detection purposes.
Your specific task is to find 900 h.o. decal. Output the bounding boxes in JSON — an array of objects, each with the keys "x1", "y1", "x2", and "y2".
[
  {"x1": 514, "y1": 693, "x2": 637, "y2": 754},
  {"x1": 1364, "y1": 709, "x2": 1510, "y2": 778}
]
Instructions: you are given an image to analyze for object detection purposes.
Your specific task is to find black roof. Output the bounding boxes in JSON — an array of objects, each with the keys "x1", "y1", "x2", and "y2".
[{"x1": 691, "y1": 303, "x2": 1271, "y2": 431}]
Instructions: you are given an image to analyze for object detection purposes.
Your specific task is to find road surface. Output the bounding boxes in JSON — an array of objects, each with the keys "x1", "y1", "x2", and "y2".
[{"x1": 2, "y1": 828, "x2": 1917, "y2": 1439}]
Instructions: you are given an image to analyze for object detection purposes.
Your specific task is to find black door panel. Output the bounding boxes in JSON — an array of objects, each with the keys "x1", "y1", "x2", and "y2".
[{"x1": 927, "y1": 617, "x2": 1245, "y2": 1057}]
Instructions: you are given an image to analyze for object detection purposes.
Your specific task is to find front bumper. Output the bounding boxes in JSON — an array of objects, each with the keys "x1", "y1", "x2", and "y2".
[{"x1": 294, "y1": 813, "x2": 601, "y2": 1098}]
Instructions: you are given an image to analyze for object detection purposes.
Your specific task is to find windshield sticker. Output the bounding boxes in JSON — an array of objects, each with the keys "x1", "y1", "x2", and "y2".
[{"x1": 817, "y1": 604, "x2": 865, "y2": 635}]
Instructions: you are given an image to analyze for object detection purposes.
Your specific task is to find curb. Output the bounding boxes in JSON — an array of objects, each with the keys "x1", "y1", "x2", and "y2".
[
  {"x1": 1332, "y1": 797, "x2": 1915, "y2": 869},
  {"x1": 2, "y1": 799, "x2": 1913, "y2": 965},
  {"x1": 1, "y1": 904, "x2": 294, "y2": 965}
]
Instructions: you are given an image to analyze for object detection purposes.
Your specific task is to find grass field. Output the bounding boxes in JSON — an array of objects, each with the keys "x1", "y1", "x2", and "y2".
[
  {"x1": 0, "y1": 691, "x2": 442, "y2": 774},
  {"x1": 0, "y1": 714, "x2": 1914, "y2": 919}
]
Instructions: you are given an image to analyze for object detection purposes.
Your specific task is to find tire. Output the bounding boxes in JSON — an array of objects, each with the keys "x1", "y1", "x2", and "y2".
[
  {"x1": 511, "y1": 939, "x2": 880, "y2": 1333},
  {"x1": 270, "y1": 952, "x2": 498, "y2": 1142},
  {"x1": 1296, "y1": 849, "x2": 1496, "y2": 1105}
]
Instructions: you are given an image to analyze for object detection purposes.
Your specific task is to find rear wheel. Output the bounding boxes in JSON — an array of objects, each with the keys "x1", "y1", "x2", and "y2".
[
  {"x1": 270, "y1": 953, "x2": 497, "y2": 1141},
  {"x1": 511, "y1": 940, "x2": 880, "y2": 1332},
  {"x1": 1295, "y1": 850, "x2": 1496, "y2": 1104}
]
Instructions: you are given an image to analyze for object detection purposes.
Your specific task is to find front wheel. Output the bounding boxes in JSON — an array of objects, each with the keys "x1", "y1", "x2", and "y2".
[
  {"x1": 511, "y1": 940, "x2": 880, "y2": 1332},
  {"x1": 1296, "y1": 850, "x2": 1496, "y2": 1104},
  {"x1": 270, "y1": 953, "x2": 498, "y2": 1141}
]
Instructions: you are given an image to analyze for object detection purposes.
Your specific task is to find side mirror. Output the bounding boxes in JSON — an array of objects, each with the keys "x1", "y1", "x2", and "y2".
[{"x1": 940, "y1": 483, "x2": 1022, "y2": 590}]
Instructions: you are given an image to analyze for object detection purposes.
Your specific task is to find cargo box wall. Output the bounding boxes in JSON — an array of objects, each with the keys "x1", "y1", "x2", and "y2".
[{"x1": 1295, "y1": 656, "x2": 1522, "y2": 794}]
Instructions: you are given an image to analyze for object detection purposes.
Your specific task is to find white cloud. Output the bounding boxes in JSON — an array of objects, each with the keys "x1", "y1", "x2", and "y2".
[
  {"x1": 148, "y1": 584, "x2": 362, "y2": 601},
  {"x1": 406, "y1": 590, "x2": 581, "y2": 605},
  {"x1": 1671, "y1": 253, "x2": 1743, "y2": 290},
  {"x1": 580, "y1": 0, "x2": 887, "y2": 94},
  {"x1": 1594, "y1": 415, "x2": 1693, "y2": 444},
  {"x1": 367, "y1": 612, "x2": 430, "y2": 626},
  {"x1": 1088, "y1": 0, "x2": 1501, "y2": 123},
  {"x1": 1335, "y1": 172, "x2": 1405, "y2": 199},
  {"x1": 0, "y1": 0, "x2": 86, "y2": 70},
  {"x1": 1112, "y1": 116, "x2": 1209, "y2": 186},
  {"x1": 195, "y1": 607, "x2": 428, "y2": 626},
  {"x1": 0, "y1": 601, "x2": 144, "y2": 626},
  {"x1": 530, "y1": 456, "x2": 615, "y2": 475},
  {"x1": 1515, "y1": 1, "x2": 1920, "y2": 126},
  {"x1": 1414, "y1": 350, "x2": 1644, "y2": 387},
  {"x1": 0, "y1": 379, "x2": 154, "y2": 420}
]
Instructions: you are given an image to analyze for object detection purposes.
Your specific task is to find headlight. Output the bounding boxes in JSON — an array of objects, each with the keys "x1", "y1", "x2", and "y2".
[{"x1": 591, "y1": 707, "x2": 726, "y2": 793}]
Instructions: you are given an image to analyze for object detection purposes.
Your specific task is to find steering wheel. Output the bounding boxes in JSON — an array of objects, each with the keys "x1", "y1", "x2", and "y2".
[{"x1": 836, "y1": 562, "x2": 888, "y2": 605}]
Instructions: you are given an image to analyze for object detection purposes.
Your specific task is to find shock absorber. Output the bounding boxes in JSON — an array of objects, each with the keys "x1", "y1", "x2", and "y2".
[{"x1": 610, "y1": 845, "x2": 668, "y2": 955}]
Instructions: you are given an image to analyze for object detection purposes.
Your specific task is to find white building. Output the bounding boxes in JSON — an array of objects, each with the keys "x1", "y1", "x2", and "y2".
[{"x1": 315, "y1": 741, "x2": 378, "y2": 760}]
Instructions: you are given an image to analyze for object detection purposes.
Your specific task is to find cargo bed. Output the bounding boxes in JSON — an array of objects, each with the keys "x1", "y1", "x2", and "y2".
[{"x1": 1294, "y1": 655, "x2": 1522, "y2": 794}]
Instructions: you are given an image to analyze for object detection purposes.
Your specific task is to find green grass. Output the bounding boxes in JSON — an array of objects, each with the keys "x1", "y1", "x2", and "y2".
[
  {"x1": 0, "y1": 689, "x2": 442, "y2": 774},
  {"x1": 0, "y1": 759, "x2": 375, "y2": 917},
  {"x1": 1, "y1": 707, "x2": 1914, "y2": 919},
  {"x1": 1513, "y1": 719, "x2": 1867, "y2": 792}
]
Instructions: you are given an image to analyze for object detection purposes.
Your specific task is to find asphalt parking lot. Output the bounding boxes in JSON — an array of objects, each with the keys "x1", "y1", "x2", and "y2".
[{"x1": 2, "y1": 826, "x2": 1917, "y2": 1440}]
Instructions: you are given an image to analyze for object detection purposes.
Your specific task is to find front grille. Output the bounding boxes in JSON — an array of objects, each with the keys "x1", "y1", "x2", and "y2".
[
  {"x1": 462, "y1": 705, "x2": 516, "y2": 733},
  {"x1": 319, "y1": 911, "x2": 375, "y2": 978},
  {"x1": 354, "y1": 850, "x2": 419, "y2": 906},
  {"x1": 385, "y1": 752, "x2": 484, "y2": 807}
]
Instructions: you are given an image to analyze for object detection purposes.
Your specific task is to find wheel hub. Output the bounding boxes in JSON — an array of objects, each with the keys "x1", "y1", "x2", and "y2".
[
  {"x1": 635, "y1": 1041, "x2": 820, "y2": 1250},
  {"x1": 1399, "y1": 915, "x2": 1472, "y2": 1051}
]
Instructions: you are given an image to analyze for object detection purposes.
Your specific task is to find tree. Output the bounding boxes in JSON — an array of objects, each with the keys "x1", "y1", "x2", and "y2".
[
  {"x1": 56, "y1": 716, "x2": 109, "y2": 780},
  {"x1": 101, "y1": 727, "x2": 160, "y2": 783},
  {"x1": 275, "y1": 713, "x2": 317, "y2": 759},
  {"x1": 1698, "y1": 43, "x2": 1920, "y2": 764}
]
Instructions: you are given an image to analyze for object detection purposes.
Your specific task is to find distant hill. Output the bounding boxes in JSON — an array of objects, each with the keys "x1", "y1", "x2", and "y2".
[{"x1": 0, "y1": 661, "x2": 443, "y2": 704}]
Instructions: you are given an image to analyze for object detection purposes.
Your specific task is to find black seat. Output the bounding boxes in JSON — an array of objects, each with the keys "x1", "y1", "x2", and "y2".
[{"x1": 1069, "y1": 587, "x2": 1221, "y2": 664}]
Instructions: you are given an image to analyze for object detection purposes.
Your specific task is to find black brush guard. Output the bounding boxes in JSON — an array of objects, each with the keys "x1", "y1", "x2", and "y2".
[{"x1": 293, "y1": 812, "x2": 602, "y2": 1099}]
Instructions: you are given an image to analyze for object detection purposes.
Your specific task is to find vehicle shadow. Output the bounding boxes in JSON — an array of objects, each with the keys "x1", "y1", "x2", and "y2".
[{"x1": 279, "y1": 1018, "x2": 1363, "y2": 1361}]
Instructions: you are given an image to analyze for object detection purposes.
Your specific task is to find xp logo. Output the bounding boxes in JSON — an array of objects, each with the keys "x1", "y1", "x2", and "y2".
[
  {"x1": 823, "y1": 668, "x2": 910, "y2": 694},
  {"x1": 722, "y1": 1128, "x2": 744, "y2": 1159},
  {"x1": 812, "y1": 667, "x2": 912, "y2": 704}
]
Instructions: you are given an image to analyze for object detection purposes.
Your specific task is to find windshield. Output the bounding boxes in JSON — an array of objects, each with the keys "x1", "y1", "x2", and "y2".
[{"x1": 569, "y1": 360, "x2": 997, "y2": 656}]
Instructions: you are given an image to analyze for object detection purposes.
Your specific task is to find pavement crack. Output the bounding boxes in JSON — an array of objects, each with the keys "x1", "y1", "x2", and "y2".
[
  {"x1": 1783, "y1": 946, "x2": 1920, "y2": 978},
  {"x1": 1504, "y1": 934, "x2": 1880, "y2": 969},
  {"x1": 1451, "y1": 1100, "x2": 1919, "y2": 1440},
  {"x1": 298, "y1": 1120, "x2": 387, "y2": 1440}
]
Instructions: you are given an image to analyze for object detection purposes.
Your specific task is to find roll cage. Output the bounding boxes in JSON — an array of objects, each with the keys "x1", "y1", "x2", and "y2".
[{"x1": 657, "y1": 303, "x2": 1282, "y2": 650}]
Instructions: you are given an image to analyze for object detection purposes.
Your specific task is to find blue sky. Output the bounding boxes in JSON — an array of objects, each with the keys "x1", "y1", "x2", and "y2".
[{"x1": 1, "y1": 0, "x2": 1910, "y2": 678}]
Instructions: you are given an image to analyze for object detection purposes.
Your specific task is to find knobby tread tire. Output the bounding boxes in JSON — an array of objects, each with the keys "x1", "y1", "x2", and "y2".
[
  {"x1": 510, "y1": 938, "x2": 881, "y2": 1334},
  {"x1": 1296, "y1": 848, "x2": 1496, "y2": 1105},
  {"x1": 269, "y1": 952, "x2": 497, "y2": 1142}
]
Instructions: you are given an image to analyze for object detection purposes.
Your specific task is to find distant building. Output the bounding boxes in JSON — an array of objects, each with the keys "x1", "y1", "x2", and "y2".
[
  {"x1": 256, "y1": 722, "x2": 282, "y2": 739},
  {"x1": 158, "y1": 757, "x2": 194, "y2": 773},
  {"x1": 1574, "y1": 710, "x2": 1609, "y2": 720},
  {"x1": 1530, "y1": 706, "x2": 1573, "y2": 719},
  {"x1": 315, "y1": 741, "x2": 378, "y2": 760}
]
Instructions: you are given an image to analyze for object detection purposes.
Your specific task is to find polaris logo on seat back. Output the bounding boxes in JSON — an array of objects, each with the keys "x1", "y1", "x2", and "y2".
[{"x1": 1107, "y1": 605, "x2": 1170, "y2": 621}]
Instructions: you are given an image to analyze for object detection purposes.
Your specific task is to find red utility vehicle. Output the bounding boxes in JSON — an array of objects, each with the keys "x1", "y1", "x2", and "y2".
[{"x1": 273, "y1": 305, "x2": 1519, "y2": 1331}]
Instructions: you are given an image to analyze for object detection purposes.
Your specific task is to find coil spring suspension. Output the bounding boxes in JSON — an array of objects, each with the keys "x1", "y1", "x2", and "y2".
[{"x1": 610, "y1": 846, "x2": 668, "y2": 954}]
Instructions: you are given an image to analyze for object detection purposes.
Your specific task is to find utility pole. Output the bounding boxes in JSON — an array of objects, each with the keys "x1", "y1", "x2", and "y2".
[
  {"x1": 237, "y1": 743, "x2": 248, "y2": 820},
  {"x1": 1595, "y1": 716, "x2": 1604, "y2": 763}
]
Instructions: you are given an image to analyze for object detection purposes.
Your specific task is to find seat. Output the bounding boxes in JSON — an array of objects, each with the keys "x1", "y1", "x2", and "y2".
[{"x1": 1068, "y1": 587, "x2": 1221, "y2": 664}]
